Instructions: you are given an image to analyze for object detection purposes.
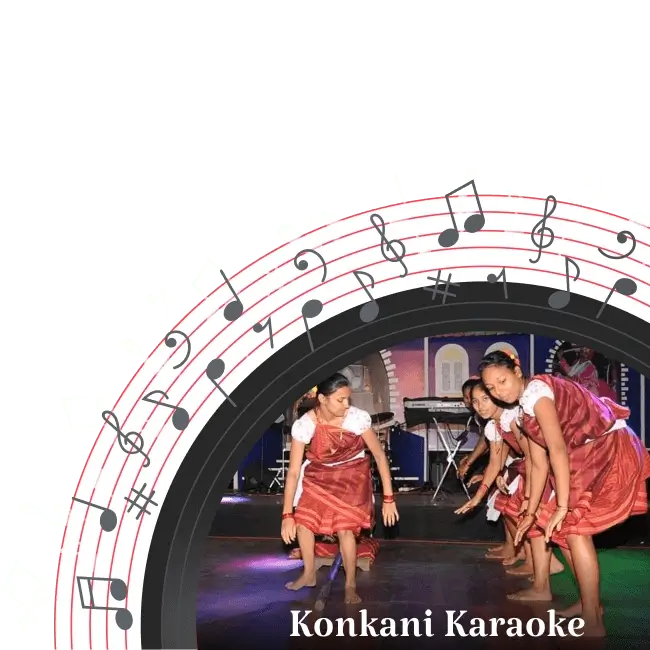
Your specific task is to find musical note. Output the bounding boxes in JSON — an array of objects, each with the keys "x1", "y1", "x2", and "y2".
[
  {"x1": 220, "y1": 270, "x2": 244, "y2": 321},
  {"x1": 76, "y1": 576, "x2": 133, "y2": 630},
  {"x1": 164, "y1": 330, "x2": 191, "y2": 369},
  {"x1": 294, "y1": 249, "x2": 327, "y2": 282},
  {"x1": 205, "y1": 358, "x2": 237, "y2": 406},
  {"x1": 529, "y1": 195, "x2": 557, "y2": 263},
  {"x1": 142, "y1": 390, "x2": 190, "y2": 431},
  {"x1": 253, "y1": 317, "x2": 274, "y2": 348},
  {"x1": 548, "y1": 256, "x2": 581, "y2": 309},
  {"x1": 439, "y1": 180, "x2": 486, "y2": 248},
  {"x1": 370, "y1": 213, "x2": 408, "y2": 277},
  {"x1": 353, "y1": 270, "x2": 379, "y2": 323},
  {"x1": 487, "y1": 268, "x2": 508, "y2": 299},
  {"x1": 301, "y1": 299, "x2": 323, "y2": 352},
  {"x1": 101, "y1": 410, "x2": 151, "y2": 467},
  {"x1": 598, "y1": 230, "x2": 637, "y2": 260},
  {"x1": 596, "y1": 277, "x2": 638, "y2": 319},
  {"x1": 71, "y1": 497, "x2": 117, "y2": 532}
]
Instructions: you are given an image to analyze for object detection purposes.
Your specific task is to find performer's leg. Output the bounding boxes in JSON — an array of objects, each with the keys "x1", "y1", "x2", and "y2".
[
  {"x1": 485, "y1": 520, "x2": 514, "y2": 559},
  {"x1": 561, "y1": 534, "x2": 605, "y2": 636},
  {"x1": 285, "y1": 524, "x2": 317, "y2": 590},
  {"x1": 507, "y1": 536, "x2": 552, "y2": 601},
  {"x1": 337, "y1": 529, "x2": 361, "y2": 604},
  {"x1": 501, "y1": 517, "x2": 526, "y2": 567}
]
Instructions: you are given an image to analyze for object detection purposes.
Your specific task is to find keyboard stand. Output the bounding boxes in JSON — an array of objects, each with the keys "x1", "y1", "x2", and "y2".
[{"x1": 430, "y1": 417, "x2": 471, "y2": 504}]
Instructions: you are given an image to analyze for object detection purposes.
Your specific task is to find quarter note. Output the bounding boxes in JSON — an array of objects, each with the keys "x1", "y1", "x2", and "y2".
[
  {"x1": 71, "y1": 497, "x2": 117, "y2": 532},
  {"x1": 596, "y1": 277, "x2": 637, "y2": 319},
  {"x1": 548, "y1": 256, "x2": 581, "y2": 309},
  {"x1": 220, "y1": 270, "x2": 244, "y2": 321},
  {"x1": 487, "y1": 268, "x2": 508, "y2": 299},
  {"x1": 598, "y1": 229, "x2": 637, "y2": 260},
  {"x1": 294, "y1": 249, "x2": 327, "y2": 282},
  {"x1": 301, "y1": 299, "x2": 323, "y2": 352},
  {"x1": 205, "y1": 358, "x2": 237, "y2": 406},
  {"x1": 142, "y1": 390, "x2": 190, "y2": 431},
  {"x1": 76, "y1": 575, "x2": 133, "y2": 630},
  {"x1": 439, "y1": 179, "x2": 486, "y2": 248},
  {"x1": 529, "y1": 195, "x2": 557, "y2": 263},
  {"x1": 164, "y1": 330, "x2": 191, "y2": 369},
  {"x1": 352, "y1": 270, "x2": 379, "y2": 323},
  {"x1": 253, "y1": 316, "x2": 274, "y2": 348},
  {"x1": 101, "y1": 410, "x2": 151, "y2": 467}
]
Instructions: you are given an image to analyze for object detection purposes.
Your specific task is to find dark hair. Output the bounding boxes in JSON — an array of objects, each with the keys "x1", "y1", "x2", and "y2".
[
  {"x1": 477, "y1": 349, "x2": 524, "y2": 375},
  {"x1": 297, "y1": 373, "x2": 350, "y2": 416},
  {"x1": 316, "y1": 372, "x2": 350, "y2": 396},
  {"x1": 462, "y1": 377, "x2": 481, "y2": 394}
]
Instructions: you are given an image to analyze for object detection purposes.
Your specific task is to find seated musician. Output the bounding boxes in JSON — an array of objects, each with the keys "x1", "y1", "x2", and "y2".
[{"x1": 281, "y1": 372, "x2": 398, "y2": 604}]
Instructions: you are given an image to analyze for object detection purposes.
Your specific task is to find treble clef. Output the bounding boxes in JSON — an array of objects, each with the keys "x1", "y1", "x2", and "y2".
[
  {"x1": 370, "y1": 213, "x2": 408, "y2": 277},
  {"x1": 101, "y1": 410, "x2": 151, "y2": 467},
  {"x1": 529, "y1": 195, "x2": 557, "y2": 264}
]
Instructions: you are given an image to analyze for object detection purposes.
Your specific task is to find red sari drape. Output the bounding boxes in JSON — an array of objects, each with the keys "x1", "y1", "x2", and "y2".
[
  {"x1": 522, "y1": 374, "x2": 650, "y2": 548},
  {"x1": 294, "y1": 422, "x2": 374, "y2": 537}
]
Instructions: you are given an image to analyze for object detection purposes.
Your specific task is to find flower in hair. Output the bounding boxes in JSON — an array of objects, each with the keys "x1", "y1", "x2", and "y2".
[{"x1": 500, "y1": 349, "x2": 520, "y2": 366}]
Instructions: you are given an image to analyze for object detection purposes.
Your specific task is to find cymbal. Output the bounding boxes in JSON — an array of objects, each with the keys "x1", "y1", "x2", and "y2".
[{"x1": 371, "y1": 411, "x2": 394, "y2": 426}]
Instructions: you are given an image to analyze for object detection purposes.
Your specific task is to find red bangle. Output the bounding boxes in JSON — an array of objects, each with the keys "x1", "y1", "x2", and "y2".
[
  {"x1": 383, "y1": 495, "x2": 394, "y2": 503},
  {"x1": 282, "y1": 512, "x2": 294, "y2": 520}
]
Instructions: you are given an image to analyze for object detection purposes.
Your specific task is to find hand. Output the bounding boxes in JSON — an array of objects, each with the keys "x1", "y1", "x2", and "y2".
[
  {"x1": 544, "y1": 506, "x2": 568, "y2": 543},
  {"x1": 514, "y1": 513, "x2": 535, "y2": 546},
  {"x1": 455, "y1": 495, "x2": 481, "y2": 515},
  {"x1": 382, "y1": 501, "x2": 399, "y2": 527},
  {"x1": 495, "y1": 476, "x2": 509, "y2": 495},
  {"x1": 518, "y1": 498, "x2": 529, "y2": 515},
  {"x1": 467, "y1": 473, "x2": 484, "y2": 487},
  {"x1": 281, "y1": 517, "x2": 297, "y2": 545},
  {"x1": 457, "y1": 457, "x2": 470, "y2": 478}
]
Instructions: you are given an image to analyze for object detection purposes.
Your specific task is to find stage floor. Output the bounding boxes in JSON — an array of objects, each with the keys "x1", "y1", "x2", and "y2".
[
  {"x1": 212, "y1": 491, "x2": 650, "y2": 548},
  {"x1": 197, "y1": 538, "x2": 650, "y2": 649}
]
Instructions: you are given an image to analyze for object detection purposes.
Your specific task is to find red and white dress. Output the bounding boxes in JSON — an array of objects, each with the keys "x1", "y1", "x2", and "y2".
[{"x1": 517, "y1": 374, "x2": 650, "y2": 548}]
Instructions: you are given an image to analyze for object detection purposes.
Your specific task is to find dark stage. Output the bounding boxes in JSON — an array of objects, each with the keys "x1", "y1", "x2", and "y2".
[{"x1": 196, "y1": 492, "x2": 650, "y2": 649}]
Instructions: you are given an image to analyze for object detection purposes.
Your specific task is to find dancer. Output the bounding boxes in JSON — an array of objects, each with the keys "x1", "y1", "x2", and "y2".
[
  {"x1": 457, "y1": 377, "x2": 488, "y2": 483},
  {"x1": 455, "y1": 380, "x2": 550, "y2": 572},
  {"x1": 480, "y1": 350, "x2": 650, "y2": 636},
  {"x1": 281, "y1": 372, "x2": 399, "y2": 604}
]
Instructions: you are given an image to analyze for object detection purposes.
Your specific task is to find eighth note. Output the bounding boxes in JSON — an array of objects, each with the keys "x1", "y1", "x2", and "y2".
[
  {"x1": 76, "y1": 575, "x2": 133, "y2": 630},
  {"x1": 220, "y1": 270, "x2": 244, "y2": 321},
  {"x1": 529, "y1": 195, "x2": 557, "y2": 264},
  {"x1": 487, "y1": 268, "x2": 508, "y2": 299},
  {"x1": 596, "y1": 277, "x2": 638, "y2": 319},
  {"x1": 205, "y1": 358, "x2": 237, "y2": 406},
  {"x1": 101, "y1": 410, "x2": 151, "y2": 467},
  {"x1": 439, "y1": 179, "x2": 486, "y2": 248},
  {"x1": 548, "y1": 256, "x2": 581, "y2": 310},
  {"x1": 301, "y1": 299, "x2": 323, "y2": 352},
  {"x1": 72, "y1": 497, "x2": 117, "y2": 532},
  {"x1": 353, "y1": 270, "x2": 379, "y2": 323},
  {"x1": 142, "y1": 390, "x2": 190, "y2": 431}
]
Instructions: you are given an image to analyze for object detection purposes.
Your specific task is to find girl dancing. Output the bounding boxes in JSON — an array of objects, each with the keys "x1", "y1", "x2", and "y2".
[
  {"x1": 480, "y1": 349, "x2": 650, "y2": 636},
  {"x1": 281, "y1": 372, "x2": 399, "y2": 604}
]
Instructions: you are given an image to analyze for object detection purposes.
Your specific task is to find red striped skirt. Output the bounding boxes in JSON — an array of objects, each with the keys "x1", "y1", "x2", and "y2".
[
  {"x1": 535, "y1": 427, "x2": 650, "y2": 549},
  {"x1": 294, "y1": 455, "x2": 373, "y2": 536}
]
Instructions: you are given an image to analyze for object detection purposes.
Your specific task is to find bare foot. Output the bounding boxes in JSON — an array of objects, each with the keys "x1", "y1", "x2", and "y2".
[
  {"x1": 506, "y1": 562, "x2": 533, "y2": 576},
  {"x1": 557, "y1": 602, "x2": 605, "y2": 618},
  {"x1": 507, "y1": 587, "x2": 552, "y2": 601},
  {"x1": 344, "y1": 586, "x2": 362, "y2": 604},
  {"x1": 485, "y1": 544, "x2": 504, "y2": 556},
  {"x1": 486, "y1": 547, "x2": 513, "y2": 559},
  {"x1": 285, "y1": 572, "x2": 316, "y2": 590},
  {"x1": 502, "y1": 550, "x2": 525, "y2": 566}
]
